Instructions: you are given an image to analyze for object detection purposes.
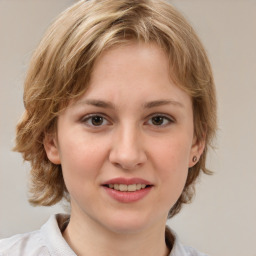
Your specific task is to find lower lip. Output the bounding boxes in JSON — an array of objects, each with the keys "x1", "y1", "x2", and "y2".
[{"x1": 103, "y1": 186, "x2": 152, "y2": 203}]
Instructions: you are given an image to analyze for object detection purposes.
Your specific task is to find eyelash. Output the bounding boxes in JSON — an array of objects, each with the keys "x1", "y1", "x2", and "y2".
[
  {"x1": 146, "y1": 114, "x2": 175, "y2": 127},
  {"x1": 81, "y1": 114, "x2": 111, "y2": 127},
  {"x1": 81, "y1": 113, "x2": 175, "y2": 128}
]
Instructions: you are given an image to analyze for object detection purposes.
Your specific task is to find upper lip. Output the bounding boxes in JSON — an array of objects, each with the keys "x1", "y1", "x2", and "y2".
[{"x1": 102, "y1": 177, "x2": 152, "y2": 185}]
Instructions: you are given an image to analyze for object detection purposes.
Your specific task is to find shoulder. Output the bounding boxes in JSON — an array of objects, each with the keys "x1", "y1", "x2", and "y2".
[
  {"x1": 0, "y1": 230, "x2": 48, "y2": 256},
  {"x1": 171, "y1": 240, "x2": 209, "y2": 256},
  {"x1": 0, "y1": 214, "x2": 73, "y2": 256},
  {"x1": 166, "y1": 227, "x2": 209, "y2": 256},
  {"x1": 181, "y1": 245, "x2": 209, "y2": 256}
]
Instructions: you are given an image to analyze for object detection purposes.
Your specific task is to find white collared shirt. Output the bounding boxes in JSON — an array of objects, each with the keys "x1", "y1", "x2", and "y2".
[{"x1": 0, "y1": 214, "x2": 208, "y2": 256}]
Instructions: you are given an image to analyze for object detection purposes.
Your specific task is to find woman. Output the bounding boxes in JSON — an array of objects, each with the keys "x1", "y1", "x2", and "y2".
[{"x1": 0, "y1": 0, "x2": 217, "y2": 255}]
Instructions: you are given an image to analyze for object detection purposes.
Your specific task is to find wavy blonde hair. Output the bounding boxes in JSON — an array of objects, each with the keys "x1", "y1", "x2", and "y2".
[{"x1": 15, "y1": 0, "x2": 217, "y2": 218}]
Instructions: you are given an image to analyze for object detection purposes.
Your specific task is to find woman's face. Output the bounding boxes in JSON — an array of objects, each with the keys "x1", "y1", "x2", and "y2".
[{"x1": 45, "y1": 42, "x2": 203, "y2": 234}]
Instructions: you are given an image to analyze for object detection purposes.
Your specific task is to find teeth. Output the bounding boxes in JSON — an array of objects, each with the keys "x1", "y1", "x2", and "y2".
[
  {"x1": 119, "y1": 184, "x2": 127, "y2": 191},
  {"x1": 128, "y1": 184, "x2": 136, "y2": 191},
  {"x1": 107, "y1": 184, "x2": 149, "y2": 192},
  {"x1": 136, "y1": 184, "x2": 142, "y2": 190}
]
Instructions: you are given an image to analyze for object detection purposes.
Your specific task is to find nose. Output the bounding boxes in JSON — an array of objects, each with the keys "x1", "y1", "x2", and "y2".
[{"x1": 109, "y1": 125, "x2": 147, "y2": 170}]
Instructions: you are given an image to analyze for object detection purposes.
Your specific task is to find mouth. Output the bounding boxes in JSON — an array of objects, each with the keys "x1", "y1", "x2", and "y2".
[
  {"x1": 101, "y1": 177, "x2": 153, "y2": 202},
  {"x1": 103, "y1": 183, "x2": 152, "y2": 192}
]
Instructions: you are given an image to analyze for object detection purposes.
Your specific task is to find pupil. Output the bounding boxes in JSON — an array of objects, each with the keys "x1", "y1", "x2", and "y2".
[
  {"x1": 152, "y1": 116, "x2": 164, "y2": 125},
  {"x1": 92, "y1": 116, "x2": 103, "y2": 126}
]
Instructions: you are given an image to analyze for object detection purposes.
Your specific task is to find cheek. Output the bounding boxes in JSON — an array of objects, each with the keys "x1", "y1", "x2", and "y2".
[
  {"x1": 58, "y1": 134, "x2": 108, "y2": 191},
  {"x1": 152, "y1": 136, "x2": 192, "y2": 172},
  {"x1": 150, "y1": 135, "x2": 192, "y2": 192}
]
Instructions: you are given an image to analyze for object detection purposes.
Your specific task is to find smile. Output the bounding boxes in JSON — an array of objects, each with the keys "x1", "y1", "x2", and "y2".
[
  {"x1": 102, "y1": 178, "x2": 153, "y2": 203},
  {"x1": 106, "y1": 184, "x2": 148, "y2": 192}
]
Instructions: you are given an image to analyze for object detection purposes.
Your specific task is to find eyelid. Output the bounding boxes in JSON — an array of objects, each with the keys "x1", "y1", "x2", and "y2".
[
  {"x1": 145, "y1": 113, "x2": 175, "y2": 126},
  {"x1": 80, "y1": 113, "x2": 112, "y2": 127},
  {"x1": 80, "y1": 112, "x2": 175, "y2": 127}
]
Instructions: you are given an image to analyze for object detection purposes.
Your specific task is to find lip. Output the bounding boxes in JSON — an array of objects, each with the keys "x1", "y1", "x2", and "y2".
[
  {"x1": 102, "y1": 177, "x2": 153, "y2": 203},
  {"x1": 102, "y1": 177, "x2": 152, "y2": 185}
]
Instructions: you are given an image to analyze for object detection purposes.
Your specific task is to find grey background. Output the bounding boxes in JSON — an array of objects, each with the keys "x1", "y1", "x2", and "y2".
[{"x1": 0, "y1": 1, "x2": 256, "y2": 256}]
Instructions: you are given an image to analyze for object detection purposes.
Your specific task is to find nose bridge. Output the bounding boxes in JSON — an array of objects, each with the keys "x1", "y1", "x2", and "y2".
[{"x1": 109, "y1": 122, "x2": 146, "y2": 169}]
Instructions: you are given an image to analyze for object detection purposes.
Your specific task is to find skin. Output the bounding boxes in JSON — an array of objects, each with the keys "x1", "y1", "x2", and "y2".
[{"x1": 44, "y1": 42, "x2": 204, "y2": 256}]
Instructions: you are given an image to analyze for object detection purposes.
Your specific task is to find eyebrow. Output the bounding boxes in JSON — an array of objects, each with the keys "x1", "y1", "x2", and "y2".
[
  {"x1": 143, "y1": 100, "x2": 184, "y2": 108},
  {"x1": 75, "y1": 99, "x2": 184, "y2": 109},
  {"x1": 76, "y1": 99, "x2": 115, "y2": 109}
]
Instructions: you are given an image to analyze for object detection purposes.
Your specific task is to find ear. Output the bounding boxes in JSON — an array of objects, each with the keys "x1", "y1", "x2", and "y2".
[
  {"x1": 43, "y1": 133, "x2": 61, "y2": 165},
  {"x1": 189, "y1": 136, "x2": 206, "y2": 168}
]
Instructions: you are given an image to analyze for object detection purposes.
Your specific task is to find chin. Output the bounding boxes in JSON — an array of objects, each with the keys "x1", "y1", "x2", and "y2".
[{"x1": 102, "y1": 211, "x2": 157, "y2": 235}]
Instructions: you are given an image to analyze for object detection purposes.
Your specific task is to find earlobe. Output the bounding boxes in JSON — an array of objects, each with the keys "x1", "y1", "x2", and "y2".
[
  {"x1": 189, "y1": 137, "x2": 205, "y2": 168},
  {"x1": 43, "y1": 133, "x2": 61, "y2": 165}
]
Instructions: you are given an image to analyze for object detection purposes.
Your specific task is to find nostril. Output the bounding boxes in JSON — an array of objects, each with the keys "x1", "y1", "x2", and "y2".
[
  {"x1": 114, "y1": 162, "x2": 142, "y2": 170},
  {"x1": 109, "y1": 137, "x2": 147, "y2": 170}
]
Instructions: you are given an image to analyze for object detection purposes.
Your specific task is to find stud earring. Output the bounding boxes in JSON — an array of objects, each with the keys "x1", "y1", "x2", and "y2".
[{"x1": 192, "y1": 156, "x2": 197, "y2": 163}]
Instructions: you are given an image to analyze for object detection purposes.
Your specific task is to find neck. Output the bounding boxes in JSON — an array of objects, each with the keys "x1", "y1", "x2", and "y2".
[{"x1": 62, "y1": 211, "x2": 170, "y2": 256}]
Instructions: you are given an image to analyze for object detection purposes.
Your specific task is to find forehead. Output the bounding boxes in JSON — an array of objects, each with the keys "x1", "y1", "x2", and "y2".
[
  {"x1": 71, "y1": 42, "x2": 192, "y2": 111},
  {"x1": 90, "y1": 42, "x2": 170, "y2": 89}
]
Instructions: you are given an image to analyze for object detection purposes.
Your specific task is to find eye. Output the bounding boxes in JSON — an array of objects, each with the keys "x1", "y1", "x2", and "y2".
[
  {"x1": 147, "y1": 114, "x2": 174, "y2": 127},
  {"x1": 82, "y1": 114, "x2": 109, "y2": 127}
]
